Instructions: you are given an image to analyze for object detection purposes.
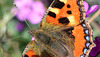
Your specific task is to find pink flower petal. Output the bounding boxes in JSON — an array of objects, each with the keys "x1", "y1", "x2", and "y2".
[
  {"x1": 14, "y1": 0, "x2": 33, "y2": 8},
  {"x1": 83, "y1": 1, "x2": 89, "y2": 12},
  {"x1": 28, "y1": 11, "x2": 43, "y2": 24},
  {"x1": 16, "y1": 7, "x2": 31, "y2": 21},
  {"x1": 28, "y1": 1, "x2": 45, "y2": 24},
  {"x1": 32, "y1": 37, "x2": 35, "y2": 41},
  {"x1": 12, "y1": 0, "x2": 35, "y2": 21},
  {"x1": 87, "y1": 5, "x2": 98, "y2": 14},
  {"x1": 32, "y1": 1, "x2": 45, "y2": 14},
  {"x1": 12, "y1": 0, "x2": 45, "y2": 24}
]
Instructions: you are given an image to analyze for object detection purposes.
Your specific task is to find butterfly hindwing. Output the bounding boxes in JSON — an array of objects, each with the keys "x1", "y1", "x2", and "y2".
[
  {"x1": 71, "y1": 20, "x2": 94, "y2": 57},
  {"x1": 22, "y1": 41, "x2": 39, "y2": 57},
  {"x1": 22, "y1": 40, "x2": 54, "y2": 57},
  {"x1": 46, "y1": 20, "x2": 94, "y2": 57}
]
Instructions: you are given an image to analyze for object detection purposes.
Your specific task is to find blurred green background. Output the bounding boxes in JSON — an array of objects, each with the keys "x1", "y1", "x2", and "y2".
[{"x1": 0, "y1": 0, "x2": 99, "y2": 57}]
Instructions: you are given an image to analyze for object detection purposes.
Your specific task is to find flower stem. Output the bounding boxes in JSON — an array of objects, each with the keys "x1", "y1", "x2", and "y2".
[{"x1": 88, "y1": 9, "x2": 100, "y2": 23}]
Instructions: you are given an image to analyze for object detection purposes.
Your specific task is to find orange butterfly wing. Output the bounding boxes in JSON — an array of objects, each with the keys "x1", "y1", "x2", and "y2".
[
  {"x1": 25, "y1": 50, "x2": 39, "y2": 57},
  {"x1": 22, "y1": 0, "x2": 94, "y2": 57},
  {"x1": 72, "y1": 20, "x2": 94, "y2": 57},
  {"x1": 41, "y1": 0, "x2": 85, "y2": 27},
  {"x1": 40, "y1": 0, "x2": 94, "y2": 57}
]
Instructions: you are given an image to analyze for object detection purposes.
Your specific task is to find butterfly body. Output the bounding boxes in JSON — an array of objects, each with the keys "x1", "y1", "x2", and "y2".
[
  {"x1": 23, "y1": 28, "x2": 75, "y2": 57},
  {"x1": 22, "y1": 0, "x2": 94, "y2": 57}
]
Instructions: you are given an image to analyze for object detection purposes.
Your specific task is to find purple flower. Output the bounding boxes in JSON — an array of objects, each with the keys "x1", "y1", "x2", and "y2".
[
  {"x1": 16, "y1": 22, "x2": 25, "y2": 32},
  {"x1": 83, "y1": 1, "x2": 98, "y2": 17},
  {"x1": 89, "y1": 37, "x2": 100, "y2": 57},
  {"x1": 12, "y1": 0, "x2": 45, "y2": 24}
]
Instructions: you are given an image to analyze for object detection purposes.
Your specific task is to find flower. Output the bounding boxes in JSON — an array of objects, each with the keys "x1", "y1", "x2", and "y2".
[
  {"x1": 89, "y1": 37, "x2": 100, "y2": 57},
  {"x1": 12, "y1": 0, "x2": 45, "y2": 24},
  {"x1": 31, "y1": 37, "x2": 35, "y2": 41},
  {"x1": 83, "y1": 1, "x2": 98, "y2": 17},
  {"x1": 28, "y1": 1, "x2": 45, "y2": 24},
  {"x1": 16, "y1": 22, "x2": 25, "y2": 32}
]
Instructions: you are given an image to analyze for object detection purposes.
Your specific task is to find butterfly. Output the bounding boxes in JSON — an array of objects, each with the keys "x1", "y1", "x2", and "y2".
[{"x1": 22, "y1": 0, "x2": 94, "y2": 57}]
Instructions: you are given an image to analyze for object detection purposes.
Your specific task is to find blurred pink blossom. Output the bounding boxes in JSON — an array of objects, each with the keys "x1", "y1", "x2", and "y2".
[
  {"x1": 12, "y1": 0, "x2": 45, "y2": 24},
  {"x1": 83, "y1": 1, "x2": 98, "y2": 17},
  {"x1": 31, "y1": 37, "x2": 35, "y2": 41}
]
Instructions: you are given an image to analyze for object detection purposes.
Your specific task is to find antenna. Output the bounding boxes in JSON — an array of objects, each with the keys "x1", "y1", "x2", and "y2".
[
  {"x1": 3, "y1": 34, "x2": 27, "y2": 42},
  {"x1": 3, "y1": 4, "x2": 33, "y2": 42},
  {"x1": 13, "y1": 4, "x2": 32, "y2": 30}
]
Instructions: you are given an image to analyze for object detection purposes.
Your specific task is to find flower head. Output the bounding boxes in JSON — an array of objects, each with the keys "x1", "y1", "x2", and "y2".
[
  {"x1": 89, "y1": 37, "x2": 100, "y2": 57},
  {"x1": 83, "y1": 1, "x2": 98, "y2": 17},
  {"x1": 16, "y1": 22, "x2": 25, "y2": 32},
  {"x1": 12, "y1": 0, "x2": 45, "y2": 24}
]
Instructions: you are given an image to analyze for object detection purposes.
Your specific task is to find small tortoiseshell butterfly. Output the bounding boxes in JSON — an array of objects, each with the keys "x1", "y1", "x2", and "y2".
[{"x1": 22, "y1": 0, "x2": 94, "y2": 57}]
